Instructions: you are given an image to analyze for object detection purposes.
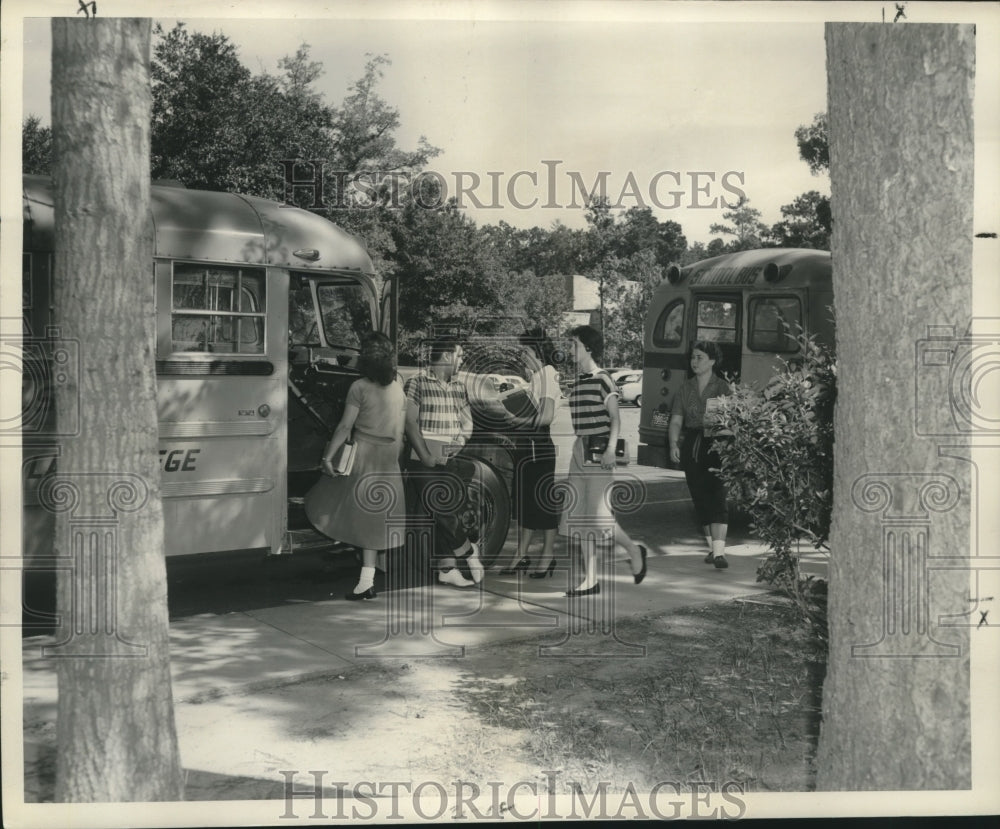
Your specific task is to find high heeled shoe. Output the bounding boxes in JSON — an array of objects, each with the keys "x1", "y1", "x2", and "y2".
[
  {"x1": 633, "y1": 545, "x2": 648, "y2": 585},
  {"x1": 528, "y1": 559, "x2": 556, "y2": 579},
  {"x1": 565, "y1": 583, "x2": 600, "y2": 597},
  {"x1": 345, "y1": 587, "x2": 377, "y2": 601},
  {"x1": 499, "y1": 557, "x2": 531, "y2": 575}
]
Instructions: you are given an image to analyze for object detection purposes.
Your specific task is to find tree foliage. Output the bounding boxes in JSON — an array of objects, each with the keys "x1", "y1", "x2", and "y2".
[
  {"x1": 23, "y1": 115, "x2": 52, "y2": 175},
  {"x1": 794, "y1": 111, "x2": 830, "y2": 175},
  {"x1": 712, "y1": 333, "x2": 835, "y2": 633},
  {"x1": 708, "y1": 195, "x2": 768, "y2": 251},
  {"x1": 768, "y1": 190, "x2": 831, "y2": 250}
]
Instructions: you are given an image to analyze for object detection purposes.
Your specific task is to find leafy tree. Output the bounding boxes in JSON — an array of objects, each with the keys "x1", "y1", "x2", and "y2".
[
  {"x1": 389, "y1": 199, "x2": 507, "y2": 357},
  {"x1": 23, "y1": 115, "x2": 52, "y2": 175},
  {"x1": 712, "y1": 334, "x2": 835, "y2": 632},
  {"x1": 768, "y1": 190, "x2": 831, "y2": 250},
  {"x1": 618, "y1": 206, "x2": 687, "y2": 269},
  {"x1": 329, "y1": 53, "x2": 439, "y2": 177},
  {"x1": 794, "y1": 111, "x2": 830, "y2": 175},
  {"x1": 150, "y1": 24, "x2": 300, "y2": 196},
  {"x1": 708, "y1": 195, "x2": 768, "y2": 251}
]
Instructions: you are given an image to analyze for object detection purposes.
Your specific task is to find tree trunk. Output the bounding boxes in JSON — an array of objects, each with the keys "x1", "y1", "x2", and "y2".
[
  {"x1": 816, "y1": 23, "x2": 974, "y2": 790},
  {"x1": 50, "y1": 18, "x2": 183, "y2": 801}
]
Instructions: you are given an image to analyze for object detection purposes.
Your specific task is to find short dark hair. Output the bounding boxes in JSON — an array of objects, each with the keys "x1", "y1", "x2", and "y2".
[
  {"x1": 569, "y1": 325, "x2": 603, "y2": 362},
  {"x1": 518, "y1": 327, "x2": 558, "y2": 367},
  {"x1": 428, "y1": 336, "x2": 460, "y2": 364},
  {"x1": 358, "y1": 332, "x2": 396, "y2": 386},
  {"x1": 691, "y1": 340, "x2": 725, "y2": 372}
]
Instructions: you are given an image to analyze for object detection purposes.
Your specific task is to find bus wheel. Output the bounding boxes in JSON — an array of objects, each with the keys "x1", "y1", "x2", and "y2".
[
  {"x1": 635, "y1": 394, "x2": 642, "y2": 407},
  {"x1": 462, "y1": 459, "x2": 510, "y2": 567}
]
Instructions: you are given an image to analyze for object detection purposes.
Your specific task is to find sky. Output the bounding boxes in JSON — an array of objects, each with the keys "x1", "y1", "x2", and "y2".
[
  {"x1": 16, "y1": 12, "x2": 831, "y2": 245},
  {"x1": 15, "y1": 4, "x2": 1000, "y2": 246}
]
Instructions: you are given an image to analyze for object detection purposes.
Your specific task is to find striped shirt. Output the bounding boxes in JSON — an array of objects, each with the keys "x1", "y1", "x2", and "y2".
[
  {"x1": 568, "y1": 370, "x2": 618, "y2": 436},
  {"x1": 404, "y1": 371, "x2": 471, "y2": 442}
]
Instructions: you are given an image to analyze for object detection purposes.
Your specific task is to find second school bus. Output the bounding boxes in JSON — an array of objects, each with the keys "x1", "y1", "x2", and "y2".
[{"x1": 637, "y1": 247, "x2": 833, "y2": 468}]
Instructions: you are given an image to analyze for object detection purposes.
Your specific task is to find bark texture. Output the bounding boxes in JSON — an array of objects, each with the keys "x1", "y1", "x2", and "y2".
[
  {"x1": 50, "y1": 18, "x2": 183, "y2": 801},
  {"x1": 817, "y1": 23, "x2": 974, "y2": 790}
]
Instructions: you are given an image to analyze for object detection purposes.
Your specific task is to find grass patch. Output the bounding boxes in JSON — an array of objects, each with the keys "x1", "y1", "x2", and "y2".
[{"x1": 457, "y1": 595, "x2": 827, "y2": 793}]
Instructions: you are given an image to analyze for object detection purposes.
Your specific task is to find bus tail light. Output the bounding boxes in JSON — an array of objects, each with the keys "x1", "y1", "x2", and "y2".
[{"x1": 764, "y1": 262, "x2": 793, "y2": 283}]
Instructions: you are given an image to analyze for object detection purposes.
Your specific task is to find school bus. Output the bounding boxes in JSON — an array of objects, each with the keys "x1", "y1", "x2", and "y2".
[
  {"x1": 637, "y1": 247, "x2": 833, "y2": 468},
  {"x1": 21, "y1": 174, "x2": 510, "y2": 564}
]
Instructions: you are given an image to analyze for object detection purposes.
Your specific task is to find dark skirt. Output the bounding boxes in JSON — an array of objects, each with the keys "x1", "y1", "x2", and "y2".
[{"x1": 511, "y1": 433, "x2": 560, "y2": 530}]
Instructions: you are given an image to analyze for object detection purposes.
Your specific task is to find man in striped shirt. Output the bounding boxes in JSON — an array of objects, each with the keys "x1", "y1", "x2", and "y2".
[{"x1": 404, "y1": 338, "x2": 484, "y2": 587}]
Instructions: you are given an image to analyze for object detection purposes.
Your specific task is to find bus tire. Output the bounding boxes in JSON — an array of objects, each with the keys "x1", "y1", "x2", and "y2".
[
  {"x1": 635, "y1": 394, "x2": 642, "y2": 407},
  {"x1": 463, "y1": 458, "x2": 511, "y2": 567}
]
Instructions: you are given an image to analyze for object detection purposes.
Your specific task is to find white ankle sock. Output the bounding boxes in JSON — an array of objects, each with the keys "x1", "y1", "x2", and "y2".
[
  {"x1": 355, "y1": 566, "x2": 375, "y2": 593},
  {"x1": 704, "y1": 535, "x2": 713, "y2": 551},
  {"x1": 712, "y1": 540, "x2": 726, "y2": 558}
]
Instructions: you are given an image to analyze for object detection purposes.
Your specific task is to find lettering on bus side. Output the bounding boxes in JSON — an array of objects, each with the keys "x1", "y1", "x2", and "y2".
[
  {"x1": 689, "y1": 266, "x2": 760, "y2": 286},
  {"x1": 159, "y1": 448, "x2": 201, "y2": 472}
]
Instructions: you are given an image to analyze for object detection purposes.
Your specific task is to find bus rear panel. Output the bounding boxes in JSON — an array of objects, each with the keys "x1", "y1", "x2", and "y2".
[{"x1": 638, "y1": 248, "x2": 833, "y2": 468}]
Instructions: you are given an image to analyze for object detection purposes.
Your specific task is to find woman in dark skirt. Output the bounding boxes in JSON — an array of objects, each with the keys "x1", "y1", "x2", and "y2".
[{"x1": 497, "y1": 330, "x2": 563, "y2": 578}]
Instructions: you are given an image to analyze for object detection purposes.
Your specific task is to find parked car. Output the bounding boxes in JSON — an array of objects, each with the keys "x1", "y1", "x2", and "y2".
[
  {"x1": 499, "y1": 375, "x2": 528, "y2": 393},
  {"x1": 613, "y1": 370, "x2": 643, "y2": 406}
]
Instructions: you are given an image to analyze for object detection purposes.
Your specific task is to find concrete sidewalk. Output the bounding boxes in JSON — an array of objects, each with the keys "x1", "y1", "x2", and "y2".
[
  {"x1": 21, "y1": 533, "x2": 827, "y2": 706},
  {"x1": 19, "y1": 465, "x2": 829, "y2": 799}
]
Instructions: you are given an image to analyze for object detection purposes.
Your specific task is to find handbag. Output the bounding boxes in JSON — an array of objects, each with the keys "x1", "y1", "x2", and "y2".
[
  {"x1": 585, "y1": 436, "x2": 629, "y2": 465},
  {"x1": 329, "y1": 440, "x2": 357, "y2": 475}
]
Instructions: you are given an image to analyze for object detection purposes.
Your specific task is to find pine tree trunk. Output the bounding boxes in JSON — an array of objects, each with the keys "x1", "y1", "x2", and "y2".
[
  {"x1": 816, "y1": 23, "x2": 974, "y2": 790},
  {"x1": 50, "y1": 18, "x2": 183, "y2": 801}
]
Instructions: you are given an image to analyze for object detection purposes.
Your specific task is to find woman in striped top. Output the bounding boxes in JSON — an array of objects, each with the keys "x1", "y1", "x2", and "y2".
[{"x1": 559, "y1": 325, "x2": 647, "y2": 597}]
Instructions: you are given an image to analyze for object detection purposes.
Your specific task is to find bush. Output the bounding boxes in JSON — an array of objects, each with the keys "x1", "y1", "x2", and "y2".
[{"x1": 711, "y1": 334, "x2": 834, "y2": 634}]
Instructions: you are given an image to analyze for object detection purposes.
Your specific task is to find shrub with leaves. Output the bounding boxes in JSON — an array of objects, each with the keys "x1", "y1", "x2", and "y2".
[{"x1": 711, "y1": 334, "x2": 835, "y2": 633}]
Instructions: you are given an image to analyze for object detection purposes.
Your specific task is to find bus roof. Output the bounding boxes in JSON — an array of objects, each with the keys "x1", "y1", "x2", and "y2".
[
  {"x1": 667, "y1": 247, "x2": 830, "y2": 289},
  {"x1": 22, "y1": 174, "x2": 374, "y2": 275}
]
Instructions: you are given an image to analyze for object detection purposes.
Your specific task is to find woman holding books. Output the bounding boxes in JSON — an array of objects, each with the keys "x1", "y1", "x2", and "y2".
[
  {"x1": 497, "y1": 329, "x2": 562, "y2": 578},
  {"x1": 667, "y1": 340, "x2": 733, "y2": 569},
  {"x1": 304, "y1": 332, "x2": 407, "y2": 600},
  {"x1": 559, "y1": 325, "x2": 647, "y2": 597}
]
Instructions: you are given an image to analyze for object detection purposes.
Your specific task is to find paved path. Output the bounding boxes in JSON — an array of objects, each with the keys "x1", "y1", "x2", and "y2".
[{"x1": 19, "y1": 461, "x2": 828, "y2": 801}]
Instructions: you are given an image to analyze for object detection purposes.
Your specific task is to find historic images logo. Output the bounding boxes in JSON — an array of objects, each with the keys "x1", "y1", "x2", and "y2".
[
  {"x1": 278, "y1": 772, "x2": 748, "y2": 821},
  {"x1": 280, "y1": 160, "x2": 747, "y2": 213}
]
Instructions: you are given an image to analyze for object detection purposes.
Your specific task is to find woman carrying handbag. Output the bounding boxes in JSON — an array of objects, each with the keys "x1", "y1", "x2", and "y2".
[{"x1": 304, "y1": 332, "x2": 407, "y2": 599}]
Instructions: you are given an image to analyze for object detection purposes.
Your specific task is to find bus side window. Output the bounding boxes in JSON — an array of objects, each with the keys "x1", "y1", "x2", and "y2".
[
  {"x1": 748, "y1": 296, "x2": 802, "y2": 352},
  {"x1": 171, "y1": 264, "x2": 266, "y2": 354},
  {"x1": 653, "y1": 299, "x2": 685, "y2": 348}
]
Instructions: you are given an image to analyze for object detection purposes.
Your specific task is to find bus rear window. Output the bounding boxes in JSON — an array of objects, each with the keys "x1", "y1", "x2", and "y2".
[
  {"x1": 653, "y1": 299, "x2": 684, "y2": 347},
  {"x1": 695, "y1": 299, "x2": 738, "y2": 343},
  {"x1": 749, "y1": 296, "x2": 802, "y2": 352},
  {"x1": 171, "y1": 264, "x2": 266, "y2": 354}
]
